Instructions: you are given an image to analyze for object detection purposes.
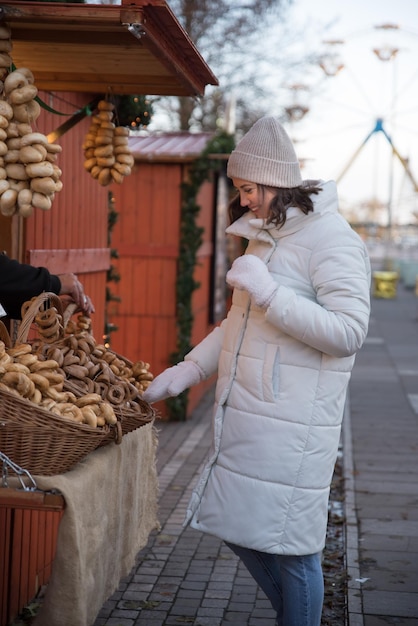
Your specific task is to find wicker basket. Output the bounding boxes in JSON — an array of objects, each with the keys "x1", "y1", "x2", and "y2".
[
  {"x1": 19, "y1": 292, "x2": 154, "y2": 435},
  {"x1": 0, "y1": 386, "x2": 109, "y2": 476},
  {"x1": 0, "y1": 294, "x2": 115, "y2": 475},
  {"x1": 20, "y1": 293, "x2": 155, "y2": 439}
]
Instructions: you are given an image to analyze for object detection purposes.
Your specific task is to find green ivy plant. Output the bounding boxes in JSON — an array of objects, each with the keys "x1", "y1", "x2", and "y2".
[
  {"x1": 166, "y1": 131, "x2": 235, "y2": 420},
  {"x1": 104, "y1": 192, "x2": 120, "y2": 345}
]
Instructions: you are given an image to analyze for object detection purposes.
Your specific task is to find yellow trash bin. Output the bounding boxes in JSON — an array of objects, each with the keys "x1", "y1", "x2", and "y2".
[{"x1": 372, "y1": 271, "x2": 398, "y2": 299}]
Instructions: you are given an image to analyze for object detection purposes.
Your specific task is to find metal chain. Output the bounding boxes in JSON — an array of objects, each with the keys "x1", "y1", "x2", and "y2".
[{"x1": 0, "y1": 451, "x2": 37, "y2": 491}]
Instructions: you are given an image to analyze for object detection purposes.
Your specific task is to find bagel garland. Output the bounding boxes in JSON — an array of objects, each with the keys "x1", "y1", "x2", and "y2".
[
  {"x1": 83, "y1": 99, "x2": 134, "y2": 186},
  {"x1": 0, "y1": 82, "x2": 64, "y2": 216},
  {"x1": 0, "y1": 23, "x2": 11, "y2": 83},
  {"x1": 0, "y1": 89, "x2": 64, "y2": 217},
  {"x1": 0, "y1": 24, "x2": 63, "y2": 216}
]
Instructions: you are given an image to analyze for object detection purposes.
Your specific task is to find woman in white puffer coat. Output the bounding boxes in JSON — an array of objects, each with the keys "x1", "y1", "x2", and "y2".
[{"x1": 143, "y1": 117, "x2": 371, "y2": 626}]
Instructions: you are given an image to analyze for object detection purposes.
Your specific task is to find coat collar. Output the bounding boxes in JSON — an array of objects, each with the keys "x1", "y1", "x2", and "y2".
[{"x1": 226, "y1": 180, "x2": 339, "y2": 244}]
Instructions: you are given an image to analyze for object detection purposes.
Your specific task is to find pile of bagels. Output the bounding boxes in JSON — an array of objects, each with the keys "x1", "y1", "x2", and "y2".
[
  {"x1": 0, "y1": 23, "x2": 63, "y2": 217},
  {"x1": 0, "y1": 301, "x2": 154, "y2": 430},
  {"x1": 0, "y1": 340, "x2": 118, "y2": 429}
]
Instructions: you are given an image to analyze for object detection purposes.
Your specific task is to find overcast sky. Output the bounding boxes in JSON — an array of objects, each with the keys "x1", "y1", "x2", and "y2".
[{"x1": 286, "y1": 0, "x2": 418, "y2": 225}]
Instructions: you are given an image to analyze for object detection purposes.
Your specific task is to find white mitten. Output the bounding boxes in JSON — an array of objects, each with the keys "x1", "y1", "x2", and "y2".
[
  {"x1": 142, "y1": 360, "x2": 204, "y2": 403},
  {"x1": 226, "y1": 254, "x2": 278, "y2": 308}
]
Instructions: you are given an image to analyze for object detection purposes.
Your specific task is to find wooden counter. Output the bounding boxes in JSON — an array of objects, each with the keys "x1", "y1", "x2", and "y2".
[{"x1": 0, "y1": 421, "x2": 158, "y2": 626}]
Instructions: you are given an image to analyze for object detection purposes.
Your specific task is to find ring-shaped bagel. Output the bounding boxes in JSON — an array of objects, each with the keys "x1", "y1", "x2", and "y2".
[
  {"x1": 0, "y1": 179, "x2": 10, "y2": 195},
  {"x1": 4, "y1": 70, "x2": 28, "y2": 94},
  {"x1": 31, "y1": 191, "x2": 52, "y2": 211},
  {"x1": 15, "y1": 67, "x2": 35, "y2": 85},
  {"x1": 0, "y1": 188, "x2": 17, "y2": 215},
  {"x1": 9, "y1": 180, "x2": 29, "y2": 193},
  {"x1": 17, "y1": 122, "x2": 33, "y2": 136},
  {"x1": 17, "y1": 188, "x2": 32, "y2": 207},
  {"x1": 6, "y1": 121, "x2": 19, "y2": 138},
  {"x1": 6, "y1": 162, "x2": 28, "y2": 181},
  {"x1": 30, "y1": 176, "x2": 56, "y2": 195},
  {"x1": 12, "y1": 100, "x2": 41, "y2": 123},
  {"x1": 111, "y1": 168, "x2": 124, "y2": 184},
  {"x1": 19, "y1": 145, "x2": 45, "y2": 164},
  {"x1": 26, "y1": 160, "x2": 54, "y2": 178},
  {"x1": 9, "y1": 84, "x2": 38, "y2": 105},
  {"x1": 0, "y1": 100, "x2": 13, "y2": 121},
  {"x1": 20, "y1": 132, "x2": 48, "y2": 148}
]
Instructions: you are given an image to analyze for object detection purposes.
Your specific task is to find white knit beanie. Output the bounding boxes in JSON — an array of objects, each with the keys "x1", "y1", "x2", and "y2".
[{"x1": 227, "y1": 117, "x2": 302, "y2": 188}]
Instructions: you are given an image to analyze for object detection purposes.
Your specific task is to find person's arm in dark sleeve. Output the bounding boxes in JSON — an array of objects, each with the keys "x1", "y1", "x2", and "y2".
[
  {"x1": 0, "y1": 254, "x2": 94, "y2": 320},
  {"x1": 0, "y1": 254, "x2": 61, "y2": 319}
]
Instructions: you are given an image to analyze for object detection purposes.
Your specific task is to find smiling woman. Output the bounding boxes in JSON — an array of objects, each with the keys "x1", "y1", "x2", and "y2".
[
  {"x1": 232, "y1": 180, "x2": 270, "y2": 219},
  {"x1": 227, "y1": 119, "x2": 321, "y2": 224},
  {"x1": 143, "y1": 115, "x2": 371, "y2": 626}
]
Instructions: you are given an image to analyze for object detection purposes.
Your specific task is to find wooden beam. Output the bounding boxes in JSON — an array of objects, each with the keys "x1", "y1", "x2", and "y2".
[
  {"x1": 27, "y1": 248, "x2": 111, "y2": 275},
  {"x1": 0, "y1": 488, "x2": 65, "y2": 511},
  {"x1": 117, "y1": 244, "x2": 178, "y2": 258}
]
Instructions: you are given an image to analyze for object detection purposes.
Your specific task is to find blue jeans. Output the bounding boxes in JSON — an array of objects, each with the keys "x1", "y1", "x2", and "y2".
[{"x1": 225, "y1": 542, "x2": 324, "y2": 626}]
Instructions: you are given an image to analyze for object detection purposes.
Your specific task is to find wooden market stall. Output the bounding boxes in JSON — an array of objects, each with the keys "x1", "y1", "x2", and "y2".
[
  {"x1": 0, "y1": 0, "x2": 217, "y2": 338},
  {"x1": 108, "y1": 131, "x2": 231, "y2": 419},
  {"x1": 0, "y1": 2, "x2": 218, "y2": 624}
]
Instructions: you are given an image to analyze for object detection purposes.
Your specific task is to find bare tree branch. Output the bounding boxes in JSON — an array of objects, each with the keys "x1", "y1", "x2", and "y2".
[{"x1": 151, "y1": 0, "x2": 325, "y2": 131}]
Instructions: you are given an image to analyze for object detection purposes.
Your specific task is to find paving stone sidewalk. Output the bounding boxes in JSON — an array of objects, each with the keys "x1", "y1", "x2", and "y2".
[{"x1": 347, "y1": 282, "x2": 418, "y2": 626}]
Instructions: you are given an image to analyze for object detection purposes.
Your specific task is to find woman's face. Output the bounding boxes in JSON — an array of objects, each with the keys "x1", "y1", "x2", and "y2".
[{"x1": 232, "y1": 178, "x2": 275, "y2": 220}]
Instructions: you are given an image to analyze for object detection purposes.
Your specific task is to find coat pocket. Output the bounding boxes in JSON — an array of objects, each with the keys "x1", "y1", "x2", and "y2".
[{"x1": 262, "y1": 343, "x2": 280, "y2": 403}]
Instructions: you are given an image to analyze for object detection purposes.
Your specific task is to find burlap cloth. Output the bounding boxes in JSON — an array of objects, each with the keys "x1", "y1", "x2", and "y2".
[{"x1": 24, "y1": 421, "x2": 160, "y2": 626}]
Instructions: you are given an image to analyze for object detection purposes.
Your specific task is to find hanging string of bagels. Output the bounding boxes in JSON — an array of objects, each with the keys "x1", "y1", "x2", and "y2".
[
  {"x1": 0, "y1": 20, "x2": 136, "y2": 217},
  {"x1": 0, "y1": 22, "x2": 63, "y2": 217}
]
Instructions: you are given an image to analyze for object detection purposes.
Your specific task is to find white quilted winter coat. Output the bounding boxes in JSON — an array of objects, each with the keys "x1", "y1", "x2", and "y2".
[{"x1": 184, "y1": 180, "x2": 371, "y2": 555}]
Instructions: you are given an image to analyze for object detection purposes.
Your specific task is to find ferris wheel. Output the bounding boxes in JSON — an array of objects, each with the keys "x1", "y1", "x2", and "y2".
[{"x1": 289, "y1": 22, "x2": 418, "y2": 234}]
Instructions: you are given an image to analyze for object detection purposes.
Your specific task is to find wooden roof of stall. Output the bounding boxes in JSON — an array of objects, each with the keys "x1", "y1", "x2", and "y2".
[{"x1": 0, "y1": 0, "x2": 218, "y2": 96}]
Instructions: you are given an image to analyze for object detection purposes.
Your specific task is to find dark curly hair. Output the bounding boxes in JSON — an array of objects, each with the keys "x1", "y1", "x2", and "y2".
[{"x1": 228, "y1": 183, "x2": 322, "y2": 228}]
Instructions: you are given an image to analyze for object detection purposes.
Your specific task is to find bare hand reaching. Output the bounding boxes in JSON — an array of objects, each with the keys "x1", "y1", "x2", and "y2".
[{"x1": 57, "y1": 273, "x2": 95, "y2": 315}]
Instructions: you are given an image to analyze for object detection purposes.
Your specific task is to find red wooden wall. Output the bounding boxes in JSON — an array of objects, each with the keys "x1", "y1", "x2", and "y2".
[
  {"x1": 108, "y1": 159, "x2": 218, "y2": 419},
  {"x1": 107, "y1": 161, "x2": 180, "y2": 375},
  {"x1": 0, "y1": 505, "x2": 63, "y2": 626}
]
